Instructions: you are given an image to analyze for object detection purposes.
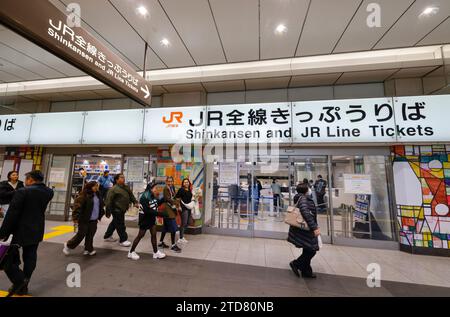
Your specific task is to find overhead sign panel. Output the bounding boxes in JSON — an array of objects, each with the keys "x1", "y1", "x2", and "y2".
[
  {"x1": 0, "y1": 0, "x2": 151, "y2": 106},
  {"x1": 292, "y1": 98, "x2": 396, "y2": 143}
]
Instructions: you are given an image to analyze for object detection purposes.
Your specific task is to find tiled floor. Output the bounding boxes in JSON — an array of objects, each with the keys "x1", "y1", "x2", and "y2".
[
  {"x1": 36, "y1": 219, "x2": 450, "y2": 289},
  {"x1": 1, "y1": 242, "x2": 450, "y2": 297}
]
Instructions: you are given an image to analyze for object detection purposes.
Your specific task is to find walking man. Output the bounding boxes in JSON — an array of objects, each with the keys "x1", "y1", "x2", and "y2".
[
  {"x1": 103, "y1": 174, "x2": 139, "y2": 247},
  {"x1": 0, "y1": 170, "x2": 54, "y2": 296}
]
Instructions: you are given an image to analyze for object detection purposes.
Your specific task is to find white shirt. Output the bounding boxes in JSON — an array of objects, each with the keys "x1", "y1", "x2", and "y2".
[{"x1": 8, "y1": 181, "x2": 18, "y2": 190}]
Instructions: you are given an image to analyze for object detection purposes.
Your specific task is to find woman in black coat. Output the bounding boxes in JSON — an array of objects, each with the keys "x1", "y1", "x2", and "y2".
[
  {"x1": 0, "y1": 171, "x2": 24, "y2": 217},
  {"x1": 63, "y1": 181, "x2": 105, "y2": 256},
  {"x1": 288, "y1": 183, "x2": 321, "y2": 278}
]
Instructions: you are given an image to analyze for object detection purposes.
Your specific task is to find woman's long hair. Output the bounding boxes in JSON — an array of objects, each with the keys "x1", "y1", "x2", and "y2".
[
  {"x1": 181, "y1": 178, "x2": 192, "y2": 191},
  {"x1": 81, "y1": 181, "x2": 98, "y2": 197}
]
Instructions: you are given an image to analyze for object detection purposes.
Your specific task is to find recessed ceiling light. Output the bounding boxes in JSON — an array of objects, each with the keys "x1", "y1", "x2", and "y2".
[
  {"x1": 420, "y1": 6, "x2": 439, "y2": 17},
  {"x1": 275, "y1": 24, "x2": 287, "y2": 34},
  {"x1": 137, "y1": 5, "x2": 148, "y2": 17},
  {"x1": 160, "y1": 38, "x2": 170, "y2": 47}
]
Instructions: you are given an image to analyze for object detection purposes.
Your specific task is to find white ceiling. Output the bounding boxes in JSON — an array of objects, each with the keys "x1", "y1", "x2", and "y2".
[{"x1": 0, "y1": 0, "x2": 449, "y2": 85}]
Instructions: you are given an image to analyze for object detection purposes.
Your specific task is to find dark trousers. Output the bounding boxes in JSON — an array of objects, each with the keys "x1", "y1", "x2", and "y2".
[
  {"x1": 273, "y1": 194, "x2": 280, "y2": 212},
  {"x1": 293, "y1": 248, "x2": 316, "y2": 274},
  {"x1": 104, "y1": 211, "x2": 128, "y2": 242},
  {"x1": 5, "y1": 244, "x2": 39, "y2": 286},
  {"x1": 67, "y1": 221, "x2": 98, "y2": 252},
  {"x1": 179, "y1": 208, "x2": 191, "y2": 239}
]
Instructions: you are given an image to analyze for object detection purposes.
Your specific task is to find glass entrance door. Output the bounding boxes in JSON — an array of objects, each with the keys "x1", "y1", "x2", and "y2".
[{"x1": 205, "y1": 152, "x2": 397, "y2": 248}]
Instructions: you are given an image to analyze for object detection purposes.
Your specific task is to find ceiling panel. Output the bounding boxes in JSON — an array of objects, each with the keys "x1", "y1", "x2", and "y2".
[
  {"x1": 260, "y1": 0, "x2": 309, "y2": 60},
  {"x1": 0, "y1": 69, "x2": 27, "y2": 82},
  {"x1": 290, "y1": 73, "x2": 342, "y2": 87},
  {"x1": 26, "y1": 93, "x2": 72, "y2": 101},
  {"x1": 245, "y1": 76, "x2": 290, "y2": 90},
  {"x1": 159, "y1": 0, "x2": 225, "y2": 65},
  {"x1": 209, "y1": 0, "x2": 259, "y2": 62},
  {"x1": 203, "y1": 80, "x2": 245, "y2": 92},
  {"x1": 163, "y1": 83, "x2": 204, "y2": 93},
  {"x1": 417, "y1": 16, "x2": 450, "y2": 46},
  {"x1": 58, "y1": 0, "x2": 165, "y2": 70},
  {"x1": 0, "y1": 28, "x2": 86, "y2": 77},
  {"x1": 150, "y1": 85, "x2": 167, "y2": 96},
  {"x1": 390, "y1": 66, "x2": 438, "y2": 79},
  {"x1": 374, "y1": 0, "x2": 450, "y2": 49},
  {"x1": 296, "y1": 0, "x2": 362, "y2": 56},
  {"x1": 334, "y1": 0, "x2": 414, "y2": 53},
  {"x1": 0, "y1": 41, "x2": 69, "y2": 79},
  {"x1": 110, "y1": 0, "x2": 195, "y2": 68},
  {"x1": 93, "y1": 89, "x2": 126, "y2": 99},
  {"x1": 336, "y1": 69, "x2": 398, "y2": 84},
  {"x1": 0, "y1": 57, "x2": 45, "y2": 81}
]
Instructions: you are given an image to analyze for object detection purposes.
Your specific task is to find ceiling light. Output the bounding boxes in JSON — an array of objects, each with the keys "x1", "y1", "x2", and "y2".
[
  {"x1": 420, "y1": 6, "x2": 439, "y2": 17},
  {"x1": 137, "y1": 5, "x2": 148, "y2": 17},
  {"x1": 275, "y1": 24, "x2": 287, "y2": 34},
  {"x1": 160, "y1": 38, "x2": 170, "y2": 47}
]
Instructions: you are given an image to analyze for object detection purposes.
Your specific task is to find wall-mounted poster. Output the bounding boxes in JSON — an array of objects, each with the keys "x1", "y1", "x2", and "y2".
[
  {"x1": 219, "y1": 162, "x2": 239, "y2": 185},
  {"x1": 343, "y1": 174, "x2": 372, "y2": 195}
]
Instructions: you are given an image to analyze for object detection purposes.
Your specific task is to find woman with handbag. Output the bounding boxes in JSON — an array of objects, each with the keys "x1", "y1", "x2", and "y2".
[
  {"x1": 63, "y1": 181, "x2": 105, "y2": 256},
  {"x1": 287, "y1": 183, "x2": 321, "y2": 278},
  {"x1": 158, "y1": 176, "x2": 182, "y2": 253},
  {"x1": 175, "y1": 178, "x2": 193, "y2": 244}
]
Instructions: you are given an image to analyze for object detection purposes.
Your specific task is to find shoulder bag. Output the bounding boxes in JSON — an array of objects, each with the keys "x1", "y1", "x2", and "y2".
[{"x1": 284, "y1": 199, "x2": 310, "y2": 231}]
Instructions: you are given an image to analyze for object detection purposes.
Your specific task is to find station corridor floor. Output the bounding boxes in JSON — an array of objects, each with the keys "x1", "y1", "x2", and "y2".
[{"x1": 0, "y1": 220, "x2": 449, "y2": 297}]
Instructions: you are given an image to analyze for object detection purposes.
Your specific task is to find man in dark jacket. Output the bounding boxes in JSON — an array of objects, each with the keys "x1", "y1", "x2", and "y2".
[
  {"x1": 103, "y1": 174, "x2": 139, "y2": 247},
  {"x1": 0, "y1": 170, "x2": 54, "y2": 296}
]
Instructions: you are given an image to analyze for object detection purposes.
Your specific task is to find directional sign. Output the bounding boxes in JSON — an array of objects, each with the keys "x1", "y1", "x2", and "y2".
[{"x1": 0, "y1": 0, "x2": 151, "y2": 106}]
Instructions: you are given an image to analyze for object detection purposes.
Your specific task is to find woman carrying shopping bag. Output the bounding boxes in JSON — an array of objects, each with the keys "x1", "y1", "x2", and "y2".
[
  {"x1": 287, "y1": 183, "x2": 321, "y2": 279},
  {"x1": 175, "y1": 178, "x2": 193, "y2": 244}
]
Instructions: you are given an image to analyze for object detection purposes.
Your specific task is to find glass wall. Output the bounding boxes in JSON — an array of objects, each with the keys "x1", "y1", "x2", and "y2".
[
  {"x1": 205, "y1": 152, "x2": 397, "y2": 246},
  {"x1": 47, "y1": 155, "x2": 73, "y2": 218},
  {"x1": 330, "y1": 155, "x2": 395, "y2": 241}
]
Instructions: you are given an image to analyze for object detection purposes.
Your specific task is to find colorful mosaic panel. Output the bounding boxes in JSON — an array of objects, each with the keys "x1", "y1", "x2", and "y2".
[{"x1": 392, "y1": 145, "x2": 450, "y2": 249}]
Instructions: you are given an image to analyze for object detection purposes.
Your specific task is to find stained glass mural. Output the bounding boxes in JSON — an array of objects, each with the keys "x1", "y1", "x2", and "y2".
[{"x1": 392, "y1": 145, "x2": 450, "y2": 249}]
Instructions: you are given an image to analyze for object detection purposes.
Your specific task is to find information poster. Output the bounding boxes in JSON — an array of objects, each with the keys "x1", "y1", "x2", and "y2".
[
  {"x1": 49, "y1": 168, "x2": 66, "y2": 183},
  {"x1": 219, "y1": 163, "x2": 239, "y2": 185},
  {"x1": 126, "y1": 158, "x2": 145, "y2": 183},
  {"x1": 343, "y1": 174, "x2": 372, "y2": 194}
]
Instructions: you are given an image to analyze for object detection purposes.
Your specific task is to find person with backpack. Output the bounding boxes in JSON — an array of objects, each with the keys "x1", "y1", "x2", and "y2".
[{"x1": 128, "y1": 183, "x2": 167, "y2": 260}]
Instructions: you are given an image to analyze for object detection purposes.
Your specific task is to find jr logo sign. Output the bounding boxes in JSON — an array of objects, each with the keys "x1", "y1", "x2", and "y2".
[{"x1": 163, "y1": 112, "x2": 183, "y2": 127}]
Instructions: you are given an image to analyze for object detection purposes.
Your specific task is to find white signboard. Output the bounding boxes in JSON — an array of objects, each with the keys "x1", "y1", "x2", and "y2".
[
  {"x1": 292, "y1": 98, "x2": 396, "y2": 143},
  {"x1": 82, "y1": 109, "x2": 144, "y2": 144},
  {"x1": 126, "y1": 158, "x2": 145, "y2": 183},
  {"x1": 29, "y1": 112, "x2": 84, "y2": 145},
  {"x1": 205, "y1": 103, "x2": 292, "y2": 144},
  {"x1": 143, "y1": 106, "x2": 206, "y2": 144},
  {"x1": 343, "y1": 174, "x2": 372, "y2": 194},
  {"x1": 219, "y1": 162, "x2": 239, "y2": 185},
  {"x1": 393, "y1": 95, "x2": 449, "y2": 142},
  {"x1": 49, "y1": 168, "x2": 66, "y2": 183},
  {"x1": 0, "y1": 114, "x2": 32, "y2": 145}
]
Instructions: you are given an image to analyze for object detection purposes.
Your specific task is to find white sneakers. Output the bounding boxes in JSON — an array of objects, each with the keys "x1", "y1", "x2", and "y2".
[
  {"x1": 128, "y1": 251, "x2": 140, "y2": 260},
  {"x1": 83, "y1": 250, "x2": 97, "y2": 256},
  {"x1": 62, "y1": 243, "x2": 71, "y2": 256},
  {"x1": 119, "y1": 241, "x2": 132, "y2": 247},
  {"x1": 178, "y1": 237, "x2": 188, "y2": 244},
  {"x1": 104, "y1": 237, "x2": 118, "y2": 242},
  {"x1": 128, "y1": 250, "x2": 166, "y2": 260},
  {"x1": 153, "y1": 250, "x2": 166, "y2": 259}
]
